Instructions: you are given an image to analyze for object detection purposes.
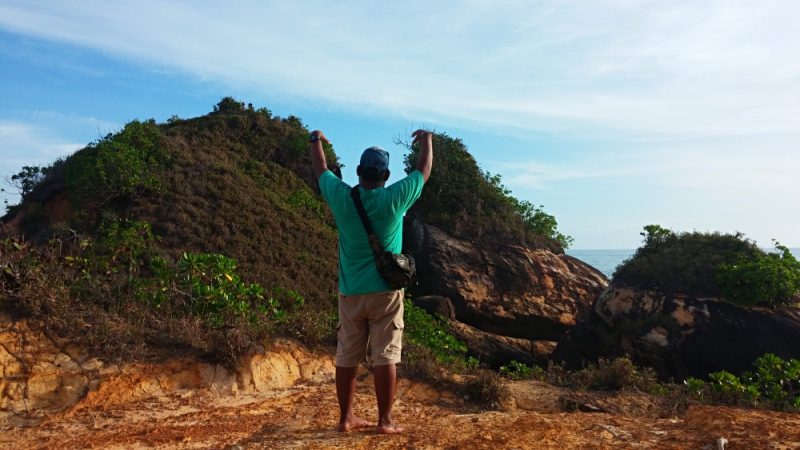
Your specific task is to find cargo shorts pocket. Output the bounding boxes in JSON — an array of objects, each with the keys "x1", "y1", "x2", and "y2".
[{"x1": 392, "y1": 317, "x2": 404, "y2": 331}]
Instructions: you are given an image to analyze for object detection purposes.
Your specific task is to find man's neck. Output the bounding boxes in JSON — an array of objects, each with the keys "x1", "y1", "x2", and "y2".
[{"x1": 358, "y1": 179, "x2": 386, "y2": 190}]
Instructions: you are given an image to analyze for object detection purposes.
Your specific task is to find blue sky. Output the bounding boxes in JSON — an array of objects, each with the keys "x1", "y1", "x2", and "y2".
[{"x1": 1, "y1": 1, "x2": 798, "y2": 249}]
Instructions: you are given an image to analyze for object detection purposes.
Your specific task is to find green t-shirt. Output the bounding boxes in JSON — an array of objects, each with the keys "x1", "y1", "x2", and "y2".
[{"x1": 319, "y1": 170, "x2": 424, "y2": 295}]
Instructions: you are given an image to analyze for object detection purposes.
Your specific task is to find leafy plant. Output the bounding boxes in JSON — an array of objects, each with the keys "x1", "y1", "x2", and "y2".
[
  {"x1": 717, "y1": 242, "x2": 800, "y2": 307},
  {"x1": 699, "y1": 353, "x2": 800, "y2": 412},
  {"x1": 66, "y1": 120, "x2": 168, "y2": 206},
  {"x1": 614, "y1": 225, "x2": 766, "y2": 298},
  {"x1": 213, "y1": 96, "x2": 244, "y2": 112},
  {"x1": 287, "y1": 188, "x2": 324, "y2": 218},
  {"x1": 4, "y1": 166, "x2": 48, "y2": 200},
  {"x1": 500, "y1": 360, "x2": 544, "y2": 381},
  {"x1": 403, "y1": 298, "x2": 470, "y2": 365}
]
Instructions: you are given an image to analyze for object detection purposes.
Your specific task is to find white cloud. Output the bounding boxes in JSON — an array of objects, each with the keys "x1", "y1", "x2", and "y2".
[
  {"x1": 0, "y1": 0, "x2": 799, "y2": 136},
  {"x1": 0, "y1": 120, "x2": 85, "y2": 205},
  {"x1": 1, "y1": 1, "x2": 798, "y2": 246}
]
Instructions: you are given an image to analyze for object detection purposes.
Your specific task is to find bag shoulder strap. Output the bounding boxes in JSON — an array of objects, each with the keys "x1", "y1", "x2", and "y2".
[
  {"x1": 350, "y1": 186, "x2": 388, "y2": 259},
  {"x1": 350, "y1": 185, "x2": 375, "y2": 236}
]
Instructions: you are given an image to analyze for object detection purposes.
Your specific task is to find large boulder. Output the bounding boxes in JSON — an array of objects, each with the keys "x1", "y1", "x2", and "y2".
[
  {"x1": 404, "y1": 217, "x2": 608, "y2": 342},
  {"x1": 552, "y1": 285, "x2": 800, "y2": 381},
  {"x1": 412, "y1": 295, "x2": 556, "y2": 368}
]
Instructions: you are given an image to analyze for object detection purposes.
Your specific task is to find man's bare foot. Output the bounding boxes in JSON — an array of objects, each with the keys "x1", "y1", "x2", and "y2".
[
  {"x1": 336, "y1": 416, "x2": 372, "y2": 432},
  {"x1": 376, "y1": 421, "x2": 404, "y2": 434}
]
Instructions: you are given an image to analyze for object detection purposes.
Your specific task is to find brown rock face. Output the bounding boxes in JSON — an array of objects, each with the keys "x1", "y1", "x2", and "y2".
[
  {"x1": 553, "y1": 285, "x2": 800, "y2": 380},
  {"x1": 0, "y1": 312, "x2": 335, "y2": 416},
  {"x1": 404, "y1": 218, "x2": 608, "y2": 342},
  {"x1": 412, "y1": 295, "x2": 557, "y2": 368}
]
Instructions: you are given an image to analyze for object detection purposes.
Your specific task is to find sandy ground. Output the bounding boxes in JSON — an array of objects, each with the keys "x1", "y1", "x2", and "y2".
[{"x1": 3, "y1": 377, "x2": 800, "y2": 450}]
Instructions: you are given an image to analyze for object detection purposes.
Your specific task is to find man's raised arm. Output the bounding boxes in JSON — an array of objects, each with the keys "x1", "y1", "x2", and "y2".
[
  {"x1": 412, "y1": 130, "x2": 433, "y2": 183},
  {"x1": 309, "y1": 130, "x2": 331, "y2": 180}
]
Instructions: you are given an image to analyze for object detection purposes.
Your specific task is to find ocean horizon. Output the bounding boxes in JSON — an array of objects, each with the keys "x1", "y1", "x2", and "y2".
[{"x1": 566, "y1": 248, "x2": 800, "y2": 279}]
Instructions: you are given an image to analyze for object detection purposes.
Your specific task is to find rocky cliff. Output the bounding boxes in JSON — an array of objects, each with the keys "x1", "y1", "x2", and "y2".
[
  {"x1": 405, "y1": 217, "x2": 608, "y2": 367},
  {"x1": 553, "y1": 285, "x2": 800, "y2": 380}
]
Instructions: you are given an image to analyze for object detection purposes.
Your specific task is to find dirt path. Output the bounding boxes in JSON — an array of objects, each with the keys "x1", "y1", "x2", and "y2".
[{"x1": 4, "y1": 378, "x2": 800, "y2": 450}]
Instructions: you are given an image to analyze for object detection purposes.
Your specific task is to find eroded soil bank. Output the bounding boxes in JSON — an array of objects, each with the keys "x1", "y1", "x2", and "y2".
[{"x1": 2, "y1": 313, "x2": 800, "y2": 449}]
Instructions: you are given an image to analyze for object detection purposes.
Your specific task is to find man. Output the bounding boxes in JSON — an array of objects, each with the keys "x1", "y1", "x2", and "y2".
[{"x1": 309, "y1": 129, "x2": 433, "y2": 434}]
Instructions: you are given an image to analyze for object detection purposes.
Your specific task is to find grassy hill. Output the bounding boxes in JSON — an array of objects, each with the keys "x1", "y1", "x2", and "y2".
[{"x1": 0, "y1": 98, "x2": 565, "y2": 373}]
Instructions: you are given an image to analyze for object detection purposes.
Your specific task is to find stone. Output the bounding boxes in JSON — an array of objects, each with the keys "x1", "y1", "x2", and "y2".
[
  {"x1": 411, "y1": 276, "x2": 580, "y2": 368},
  {"x1": 404, "y1": 217, "x2": 608, "y2": 342},
  {"x1": 448, "y1": 320, "x2": 539, "y2": 369},
  {"x1": 553, "y1": 285, "x2": 800, "y2": 380},
  {"x1": 501, "y1": 380, "x2": 568, "y2": 413}
]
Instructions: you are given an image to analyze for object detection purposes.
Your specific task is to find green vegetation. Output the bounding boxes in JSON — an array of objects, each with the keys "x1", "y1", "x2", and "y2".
[
  {"x1": 613, "y1": 225, "x2": 800, "y2": 307},
  {"x1": 499, "y1": 353, "x2": 800, "y2": 414},
  {"x1": 401, "y1": 298, "x2": 507, "y2": 405},
  {"x1": 500, "y1": 357, "x2": 664, "y2": 394},
  {"x1": 689, "y1": 353, "x2": 800, "y2": 412},
  {"x1": 717, "y1": 242, "x2": 800, "y2": 307},
  {"x1": 66, "y1": 120, "x2": 169, "y2": 207},
  {"x1": 0, "y1": 220, "x2": 328, "y2": 368},
  {"x1": 400, "y1": 132, "x2": 571, "y2": 251}
]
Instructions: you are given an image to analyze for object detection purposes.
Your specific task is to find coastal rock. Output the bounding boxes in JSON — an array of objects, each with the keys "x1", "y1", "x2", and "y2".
[
  {"x1": 412, "y1": 296, "x2": 557, "y2": 368},
  {"x1": 552, "y1": 285, "x2": 800, "y2": 380},
  {"x1": 404, "y1": 217, "x2": 608, "y2": 342}
]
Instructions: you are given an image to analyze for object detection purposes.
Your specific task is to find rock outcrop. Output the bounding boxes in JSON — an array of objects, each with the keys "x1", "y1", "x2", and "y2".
[
  {"x1": 0, "y1": 312, "x2": 336, "y2": 415},
  {"x1": 404, "y1": 217, "x2": 608, "y2": 344},
  {"x1": 413, "y1": 295, "x2": 556, "y2": 368},
  {"x1": 552, "y1": 285, "x2": 800, "y2": 380}
]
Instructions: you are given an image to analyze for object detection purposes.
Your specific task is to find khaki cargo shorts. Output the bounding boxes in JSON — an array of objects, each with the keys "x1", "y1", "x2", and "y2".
[{"x1": 336, "y1": 290, "x2": 404, "y2": 367}]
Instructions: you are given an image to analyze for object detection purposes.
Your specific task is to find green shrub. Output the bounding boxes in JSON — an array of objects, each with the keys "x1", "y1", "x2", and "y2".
[
  {"x1": 403, "y1": 298, "x2": 471, "y2": 366},
  {"x1": 613, "y1": 225, "x2": 765, "y2": 298},
  {"x1": 2, "y1": 158, "x2": 67, "y2": 218},
  {"x1": 0, "y1": 225, "x2": 322, "y2": 368},
  {"x1": 500, "y1": 360, "x2": 544, "y2": 381},
  {"x1": 399, "y1": 132, "x2": 569, "y2": 251},
  {"x1": 717, "y1": 242, "x2": 800, "y2": 307},
  {"x1": 213, "y1": 96, "x2": 245, "y2": 112},
  {"x1": 66, "y1": 120, "x2": 168, "y2": 207},
  {"x1": 690, "y1": 353, "x2": 800, "y2": 412}
]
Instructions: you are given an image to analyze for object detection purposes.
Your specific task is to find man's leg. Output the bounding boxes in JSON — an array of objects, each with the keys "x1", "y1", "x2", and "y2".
[
  {"x1": 374, "y1": 363, "x2": 404, "y2": 434},
  {"x1": 335, "y1": 293, "x2": 371, "y2": 432},
  {"x1": 335, "y1": 366, "x2": 371, "y2": 432},
  {"x1": 368, "y1": 290, "x2": 405, "y2": 434}
]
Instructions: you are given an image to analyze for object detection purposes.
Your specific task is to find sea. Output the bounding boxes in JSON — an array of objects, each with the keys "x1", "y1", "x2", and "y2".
[{"x1": 565, "y1": 248, "x2": 800, "y2": 279}]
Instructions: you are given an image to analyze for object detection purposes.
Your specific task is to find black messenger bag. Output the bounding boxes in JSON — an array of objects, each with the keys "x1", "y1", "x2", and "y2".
[{"x1": 350, "y1": 186, "x2": 415, "y2": 290}]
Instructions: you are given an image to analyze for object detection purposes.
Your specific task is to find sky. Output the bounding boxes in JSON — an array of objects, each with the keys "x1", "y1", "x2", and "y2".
[{"x1": 1, "y1": 0, "x2": 798, "y2": 249}]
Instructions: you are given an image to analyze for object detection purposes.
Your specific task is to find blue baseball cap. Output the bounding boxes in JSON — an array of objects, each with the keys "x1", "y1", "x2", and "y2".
[{"x1": 360, "y1": 146, "x2": 390, "y2": 172}]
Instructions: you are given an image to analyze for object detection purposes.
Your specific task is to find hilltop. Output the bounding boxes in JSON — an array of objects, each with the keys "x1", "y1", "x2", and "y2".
[{"x1": 0, "y1": 97, "x2": 568, "y2": 372}]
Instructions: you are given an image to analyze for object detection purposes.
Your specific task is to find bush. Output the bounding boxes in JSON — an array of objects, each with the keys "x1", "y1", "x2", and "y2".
[
  {"x1": 717, "y1": 242, "x2": 800, "y2": 307},
  {"x1": 687, "y1": 353, "x2": 800, "y2": 412},
  {"x1": 613, "y1": 225, "x2": 766, "y2": 298},
  {"x1": 501, "y1": 357, "x2": 663, "y2": 394},
  {"x1": 2, "y1": 158, "x2": 67, "y2": 218},
  {"x1": 213, "y1": 96, "x2": 245, "y2": 113},
  {"x1": 65, "y1": 120, "x2": 168, "y2": 207},
  {"x1": 403, "y1": 298, "x2": 471, "y2": 365},
  {"x1": 0, "y1": 221, "x2": 317, "y2": 368},
  {"x1": 399, "y1": 132, "x2": 569, "y2": 251}
]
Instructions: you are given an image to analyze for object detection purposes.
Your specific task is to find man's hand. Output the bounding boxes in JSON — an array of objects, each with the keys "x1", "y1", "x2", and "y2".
[
  {"x1": 412, "y1": 130, "x2": 433, "y2": 183},
  {"x1": 309, "y1": 130, "x2": 331, "y2": 180},
  {"x1": 411, "y1": 129, "x2": 431, "y2": 145},
  {"x1": 310, "y1": 130, "x2": 332, "y2": 145}
]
